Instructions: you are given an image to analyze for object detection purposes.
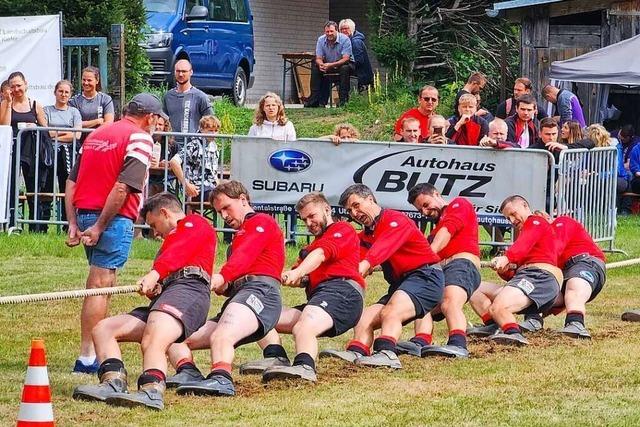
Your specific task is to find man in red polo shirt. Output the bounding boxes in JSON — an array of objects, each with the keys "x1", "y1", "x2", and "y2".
[
  {"x1": 73, "y1": 192, "x2": 216, "y2": 410},
  {"x1": 468, "y1": 195, "x2": 562, "y2": 346},
  {"x1": 393, "y1": 85, "x2": 439, "y2": 142},
  {"x1": 320, "y1": 184, "x2": 444, "y2": 369},
  {"x1": 236, "y1": 192, "x2": 364, "y2": 383},
  {"x1": 396, "y1": 183, "x2": 481, "y2": 358},
  {"x1": 530, "y1": 213, "x2": 606, "y2": 339},
  {"x1": 166, "y1": 180, "x2": 284, "y2": 397},
  {"x1": 65, "y1": 93, "x2": 160, "y2": 374}
]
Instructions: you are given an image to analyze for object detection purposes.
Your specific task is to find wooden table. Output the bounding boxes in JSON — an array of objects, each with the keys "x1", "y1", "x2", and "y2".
[{"x1": 280, "y1": 52, "x2": 315, "y2": 103}]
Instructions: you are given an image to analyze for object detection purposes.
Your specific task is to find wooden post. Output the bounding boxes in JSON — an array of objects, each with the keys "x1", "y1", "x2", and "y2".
[
  {"x1": 407, "y1": 0, "x2": 419, "y2": 83},
  {"x1": 110, "y1": 24, "x2": 126, "y2": 118},
  {"x1": 500, "y1": 40, "x2": 507, "y2": 103}
]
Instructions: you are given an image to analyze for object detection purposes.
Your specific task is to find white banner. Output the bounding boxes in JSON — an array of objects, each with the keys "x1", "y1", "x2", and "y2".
[
  {"x1": 0, "y1": 15, "x2": 62, "y2": 106},
  {"x1": 0, "y1": 126, "x2": 12, "y2": 224},
  {"x1": 231, "y1": 138, "x2": 554, "y2": 223}
]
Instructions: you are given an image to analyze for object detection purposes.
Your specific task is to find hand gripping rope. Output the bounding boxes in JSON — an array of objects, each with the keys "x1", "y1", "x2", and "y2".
[{"x1": 0, "y1": 285, "x2": 141, "y2": 305}]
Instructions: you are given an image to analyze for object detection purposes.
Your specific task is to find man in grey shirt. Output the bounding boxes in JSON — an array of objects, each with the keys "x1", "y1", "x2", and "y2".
[
  {"x1": 163, "y1": 59, "x2": 213, "y2": 138},
  {"x1": 304, "y1": 21, "x2": 355, "y2": 108}
]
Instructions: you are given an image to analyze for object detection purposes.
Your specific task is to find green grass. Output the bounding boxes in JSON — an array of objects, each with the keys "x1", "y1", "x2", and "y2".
[{"x1": 0, "y1": 216, "x2": 639, "y2": 426}]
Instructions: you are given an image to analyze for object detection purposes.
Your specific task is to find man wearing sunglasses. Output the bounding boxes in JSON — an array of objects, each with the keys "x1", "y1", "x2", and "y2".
[{"x1": 393, "y1": 85, "x2": 439, "y2": 143}]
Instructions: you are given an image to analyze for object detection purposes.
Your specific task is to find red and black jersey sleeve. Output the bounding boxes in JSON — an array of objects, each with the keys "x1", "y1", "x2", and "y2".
[{"x1": 153, "y1": 214, "x2": 217, "y2": 279}]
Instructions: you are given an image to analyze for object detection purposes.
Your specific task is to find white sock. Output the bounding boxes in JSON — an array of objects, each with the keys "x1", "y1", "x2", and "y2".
[{"x1": 78, "y1": 355, "x2": 96, "y2": 365}]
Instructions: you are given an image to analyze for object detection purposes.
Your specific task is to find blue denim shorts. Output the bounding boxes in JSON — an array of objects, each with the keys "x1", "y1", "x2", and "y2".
[{"x1": 77, "y1": 213, "x2": 134, "y2": 269}]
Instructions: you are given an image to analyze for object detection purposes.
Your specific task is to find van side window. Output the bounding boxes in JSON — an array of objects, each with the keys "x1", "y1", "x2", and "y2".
[{"x1": 209, "y1": 0, "x2": 247, "y2": 22}]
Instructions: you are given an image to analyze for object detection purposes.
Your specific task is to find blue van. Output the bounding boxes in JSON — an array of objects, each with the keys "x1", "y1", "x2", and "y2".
[{"x1": 143, "y1": 0, "x2": 255, "y2": 105}]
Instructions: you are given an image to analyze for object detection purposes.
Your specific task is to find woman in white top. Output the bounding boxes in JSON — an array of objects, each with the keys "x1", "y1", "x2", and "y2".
[{"x1": 248, "y1": 92, "x2": 296, "y2": 141}]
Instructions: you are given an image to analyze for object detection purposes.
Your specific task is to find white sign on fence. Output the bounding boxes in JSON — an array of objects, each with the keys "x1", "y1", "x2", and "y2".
[
  {"x1": 231, "y1": 137, "x2": 553, "y2": 221},
  {"x1": 0, "y1": 15, "x2": 62, "y2": 106},
  {"x1": 0, "y1": 126, "x2": 12, "y2": 224}
]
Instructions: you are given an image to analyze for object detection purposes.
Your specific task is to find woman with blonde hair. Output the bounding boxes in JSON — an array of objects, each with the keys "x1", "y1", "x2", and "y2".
[
  {"x1": 586, "y1": 123, "x2": 615, "y2": 147},
  {"x1": 322, "y1": 123, "x2": 361, "y2": 145},
  {"x1": 248, "y1": 92, "x2": 296, "y2": 141},
  {"x1": 560, "y1": 120, "x2": 583, "y2": 145}
]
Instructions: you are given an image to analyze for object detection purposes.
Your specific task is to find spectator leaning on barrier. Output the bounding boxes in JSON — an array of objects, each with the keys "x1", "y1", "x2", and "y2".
[
  {"x1": 542, "y1": 84, "x2": 586, "y2": 128},
  {"x1": 399, "y1": 117, "x2": 422, "y2": 143},
  {"x1": 338, "y1": 18, "x2": 374, "y2": 92},
  {"x1": 505, "y1": 94, "x2": 539, "y2": 149},
  {"x1": 446, "y1": 93, "x2": 488, "y2": 146},
  {"x1": 43, "y1": 79, "x2": 82, "y2": 225},
  {"x1": 323, "y1": 123, "x2": 360, "y2": 145},
  {"x1": 560, "y1": 120, "x2": 583, "y2": 145},
  {"x1": 0, "y1": 71, "x2": 48, "y2": 232},
  {"x1": 496, "y1": 77, "x2": 548, "y2": 121},
  {"x1": 453, "y1": 72, "x2": 488, "y2": 118},
  {"x1": 305, "y1": 21, "x2": 355, "y2": 108},
  {"x1": 480, "y1": 118, "x2": 519, "y2": 149},
  {"x1": 248, "y1": 92, "x2": 296, "y2": 141},
  {"x1": 424, "y1": 115, "x2": 453, "y2": 145},
  {"x1": 394, "y1": 85, "x2": 439, "y2": 142},
  {"x1": 613, "y1": 125, "x2": 639, "y2": 214},
  {"x1": 64, "y1": 93, "x2": 159, "y2": 374},
  {"x1": 170, "y1": 115, "x2": 221, "y2": 201},
  {"x1": 69, "y1": 66, "x2": 114, "y2": 146},
  {"x1": 163, "y1": 59, "x2": 213, "y2": 136}
]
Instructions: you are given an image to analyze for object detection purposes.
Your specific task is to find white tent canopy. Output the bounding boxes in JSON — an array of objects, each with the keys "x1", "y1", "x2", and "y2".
[{"x1": 550, "y1": 34, "x2": 640, "y2": 86}]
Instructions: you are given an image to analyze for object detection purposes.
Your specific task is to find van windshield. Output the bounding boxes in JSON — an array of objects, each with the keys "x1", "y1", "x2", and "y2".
[{"x1": 144, "y1": 0, "x2": 179, "y2": 13}]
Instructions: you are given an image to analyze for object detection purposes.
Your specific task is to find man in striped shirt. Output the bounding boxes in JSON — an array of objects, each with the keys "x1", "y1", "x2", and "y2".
[{"x1": 65, "y1": 93, "x2": 160, "y2": 374}]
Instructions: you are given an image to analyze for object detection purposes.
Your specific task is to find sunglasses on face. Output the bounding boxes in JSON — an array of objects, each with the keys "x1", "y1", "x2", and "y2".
[{"x1": 422, "y1": 97, "x2": 438, "y2": 102}]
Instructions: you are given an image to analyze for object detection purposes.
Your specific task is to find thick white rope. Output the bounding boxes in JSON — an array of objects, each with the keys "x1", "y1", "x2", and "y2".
[{"x1": 0, "y1": 285, "x2": 141, "y2": 305}]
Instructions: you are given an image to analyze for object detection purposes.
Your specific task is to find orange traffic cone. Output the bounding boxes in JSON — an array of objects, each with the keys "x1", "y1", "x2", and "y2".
[{"x1": 16, "y1": 339, "x2": 54, "y2": 426}]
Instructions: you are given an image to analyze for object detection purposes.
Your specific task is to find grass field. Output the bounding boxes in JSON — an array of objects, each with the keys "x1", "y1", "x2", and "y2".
[{"x1": 0, "y1": 216, "x2": 639, "y2": 426}]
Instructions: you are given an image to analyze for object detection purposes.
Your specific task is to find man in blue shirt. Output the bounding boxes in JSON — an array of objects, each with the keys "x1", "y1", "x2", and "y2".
[
  {"x1": 304, "y1": 21, "x2": 355, "y2": 108},
  {"x1": 613, "y1": 125, "x2": 639, "y2": 214}
]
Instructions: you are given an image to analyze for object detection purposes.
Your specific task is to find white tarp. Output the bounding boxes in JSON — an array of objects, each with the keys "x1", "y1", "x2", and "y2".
[
  {"x1": 0, "y1": 126, "x2": 12, "y2": 224},
  {"x1": 231, "y1": 137, "x2": 553, "y2": 223},
  {"x1": 0, "y1": 15, "x2": 62, "y2": 105},
  {"x1": 550, "y1": 34, "x2": 640, "y2": 86}
]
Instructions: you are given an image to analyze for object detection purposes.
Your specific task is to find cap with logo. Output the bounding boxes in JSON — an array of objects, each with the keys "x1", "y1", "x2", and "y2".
[{"x1": 126, "y1": 93, "x2": 168, "y2": 119}]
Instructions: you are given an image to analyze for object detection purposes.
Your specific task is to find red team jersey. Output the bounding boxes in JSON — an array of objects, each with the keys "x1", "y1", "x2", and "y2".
[
  {"x1": 429, "y1": 197, "x2": 480, "y2": 259},
  {"x1": 219, "y1": 212, "x2": 284, "y2": 283},
  {"x1": 394, "y1": 108, "x2": 431, "y2": 141},
  {"x1": 300, "y1": 221, "x2": 365, "y2": 291},
  {"x1": 552, "y1": 216, "x2": 605, "y2": 268},
  {"x1": 505, "y1": 215, "x2": 559, "y2": 266},
  {"x1": 360, "y1": 209, "x2": 439, "y2": 281},
  {"x1": 72, "y1": 118, "x2": 153, "y2": 220},
  {"x1": 153, "y1": 214, "x2": 217, "y2": 279}
]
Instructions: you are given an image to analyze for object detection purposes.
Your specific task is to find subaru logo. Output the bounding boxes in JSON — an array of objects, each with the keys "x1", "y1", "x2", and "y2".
[{"x1": 269, "y1": 149, "x2": 312, "y2": 173}]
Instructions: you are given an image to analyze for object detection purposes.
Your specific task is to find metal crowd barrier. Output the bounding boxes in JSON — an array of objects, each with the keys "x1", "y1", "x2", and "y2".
[
  {"x1": 9, "y1": 129, "x2": 618, "y2": 254},
  {"x1": 556, "y1": 146, "x2": 619, "y2": 251}
]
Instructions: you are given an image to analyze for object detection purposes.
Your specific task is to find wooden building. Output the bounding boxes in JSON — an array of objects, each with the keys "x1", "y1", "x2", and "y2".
[{"x1": 491, "y1": 0, "x2": 640, "y2": 126}]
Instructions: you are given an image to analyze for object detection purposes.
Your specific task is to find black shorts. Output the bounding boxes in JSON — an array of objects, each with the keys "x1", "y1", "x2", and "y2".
[
  {"x1": 377, "y1": 264, "x2": 445, "y2": 321},
  {"x1": 562, "y1": 255, "x2": 606, "y2": 302},
  {"x1": 293, "y1": 279, "x2": 364, "y2": 338},
  {"x1": 443, "y1": 258, "x2": 481, "y2": 300},
  {"x1": 210, "y1": 278, "x2": 282, "y2": 347},
  {"x1": 129, "y1": 278, "x2": 211, "y2": 343},
  {"x1": 506, "y1": 267, "x2": 560, "y2": 315}
]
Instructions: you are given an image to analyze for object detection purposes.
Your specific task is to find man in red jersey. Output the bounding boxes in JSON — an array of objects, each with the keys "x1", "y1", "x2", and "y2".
[
  {"x1": 72, "y1": 193, "x2": 216, "y2": 410},
  {"x1": 167, "y1": 180, "x2": 284, "y2": 397},
  {"x1": 469, "y1": 195, "x2": 562, "y2": 346},
  {"x1": 393, "y1": 85, "x2": 439, "y2": 142},
  {"x1": 395, "y1": 183, "x2": 481, "y2": 359},
  {"x1": 65, "y1": 93, "x2": 160, "y2": 374},
  {"x1": 534, "y1": 212, "x2": 606, "y2": 339},
  {"x1": 236, "y1": 192, "x2": 364, "y2": 383},
  {"x1": 320, "y1": 184, "x2": 444, "y2": 369}
]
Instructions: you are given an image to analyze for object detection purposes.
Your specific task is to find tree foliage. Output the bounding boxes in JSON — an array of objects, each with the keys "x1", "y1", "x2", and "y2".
[
  {"x1": 369, "y1": 0, "x2": 520, "y2": 110},
  {"x1": 0, "y1": 0, "x2": 150, "y2": 95}
]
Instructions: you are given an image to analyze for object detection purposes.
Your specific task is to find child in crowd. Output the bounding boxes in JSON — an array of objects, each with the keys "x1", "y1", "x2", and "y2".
[
  {"x1": 447, "y1": 93, "x2": 489, "y2": 146},
  {"x1": 170, "y1": 115, "x2": 221, "y2": 201},
  {"x1": 323, "y1": 123, "x2": 360, "y2": 145}
]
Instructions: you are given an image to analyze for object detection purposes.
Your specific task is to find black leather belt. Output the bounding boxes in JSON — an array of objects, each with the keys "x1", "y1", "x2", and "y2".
[
  {"x1": 163, "y1": 266, "x2": 210, "y2": 286},
  {"x1": 232, "y1": 274, "x2": 280, "y2": 287},
  {"x1": 566, "y1": 253, "x2": 604, "y2": 269}
]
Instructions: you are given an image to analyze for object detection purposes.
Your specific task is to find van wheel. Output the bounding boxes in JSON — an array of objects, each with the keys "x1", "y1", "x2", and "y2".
[{"x1": 230, "y1": 67, "x2": 247, "y2": 106}]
